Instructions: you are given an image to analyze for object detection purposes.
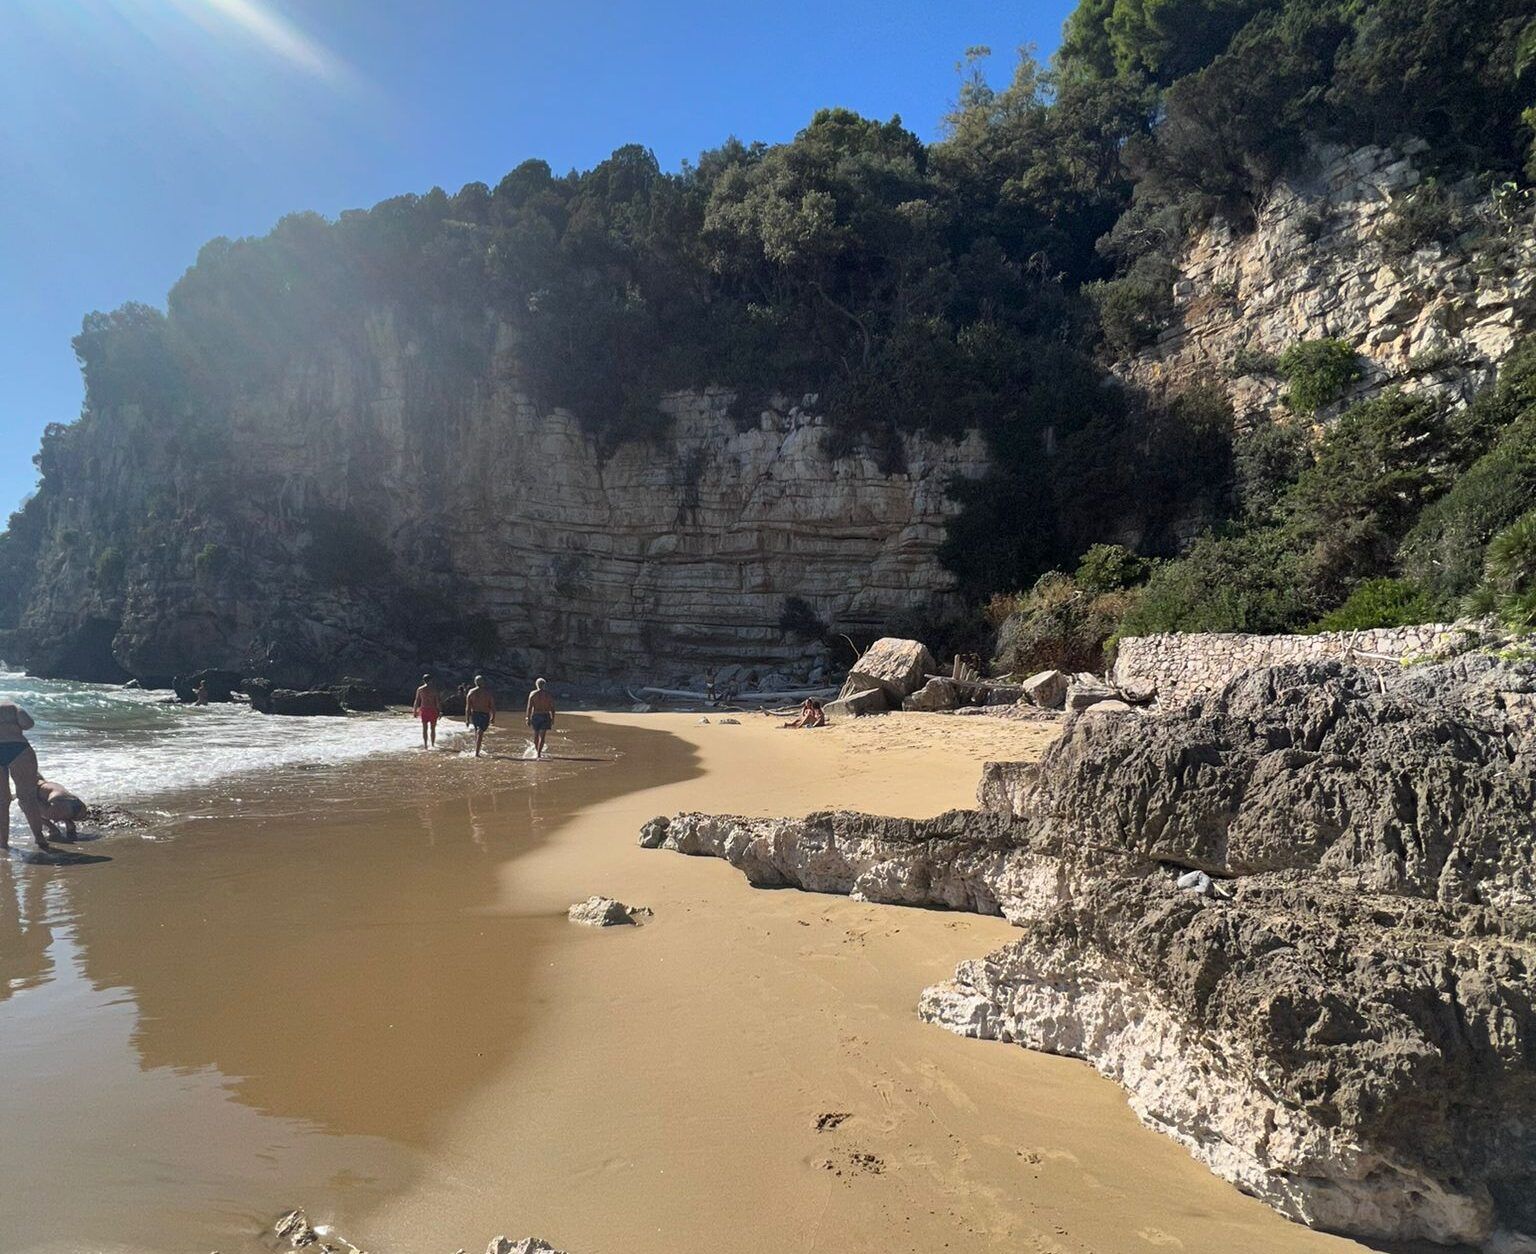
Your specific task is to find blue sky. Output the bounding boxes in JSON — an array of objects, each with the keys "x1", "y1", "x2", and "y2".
[{"x1": 0, "y1": 0, "x2": 1074, "y2": 518}]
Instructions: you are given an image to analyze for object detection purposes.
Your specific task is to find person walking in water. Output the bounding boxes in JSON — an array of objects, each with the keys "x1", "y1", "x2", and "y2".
[
  {"x1": 464, "y1": 676, "x2": 496, "y2": 757},
  {"x1": 1, "y1": 700, "x2": 53, "y2": 853},
  {"x1": 525, "y1": 678, "x2": 556, "y2": 759},
  {"x1": 413, "y1": 673, "x2": 441, "y2": 748}
]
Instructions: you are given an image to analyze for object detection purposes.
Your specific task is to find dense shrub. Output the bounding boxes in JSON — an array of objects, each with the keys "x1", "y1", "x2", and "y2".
[
  {"x1": 992, "y1": 571, "x2": 1136, "y2": 675},
  {"x1": 1307, "y1": 577, "x2": 1439, "y2": 632},
  {"x1": 1117, "y1": 530, "x2": 1306, "y2": 635},
  {"x1": 1233, "y1": 418, "x2": 1313, "y2": 523},
  {"x1": 1277, "y1": 339, "x2": 1361, "y2": 414},
  {"x1": 1074, "y1": 543, "x2": 1150, "y2": 594},
  {"x1": 1378, "y1": 181, "x2": 1463, "y2": 256}
]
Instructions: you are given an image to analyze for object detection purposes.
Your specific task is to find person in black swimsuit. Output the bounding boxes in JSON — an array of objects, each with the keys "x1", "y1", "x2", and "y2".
[
  {"x1": 464, "y1": 676, "x2": 496, "y2": 758},
  {"x1": 1, "y1": 702, "x2": 52, "y2": 852}
]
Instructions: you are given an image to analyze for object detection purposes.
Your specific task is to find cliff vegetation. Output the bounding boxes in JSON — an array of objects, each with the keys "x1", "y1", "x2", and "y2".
[{"x1": 4, "y1": 0, "x2": 1536, "y2": 677}]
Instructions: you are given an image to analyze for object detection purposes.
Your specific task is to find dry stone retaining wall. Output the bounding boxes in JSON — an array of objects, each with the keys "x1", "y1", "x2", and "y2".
[{"x1": 1111, "y1": 622, "x2": 1480, "y2": 706}]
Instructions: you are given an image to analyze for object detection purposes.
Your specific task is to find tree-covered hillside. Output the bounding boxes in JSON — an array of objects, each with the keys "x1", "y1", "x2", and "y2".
[{"x1": 7, "y1": 0, "x2": 1536, "y2": 664}]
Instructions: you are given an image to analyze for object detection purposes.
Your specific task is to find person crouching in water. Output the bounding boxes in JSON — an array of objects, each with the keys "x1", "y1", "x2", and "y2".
[
  {"x1": 464, "y1": 675, "x2": 496, "y2": 757},
  {"x1": 413, "y1": 673, "x2": 441, "y2": 748},
  {"x1": 526, "y1": 678, "x2": 556, "y2": 758},
  {"x1": 37, "y1": 779, "x2": 87, "y2": 842}
]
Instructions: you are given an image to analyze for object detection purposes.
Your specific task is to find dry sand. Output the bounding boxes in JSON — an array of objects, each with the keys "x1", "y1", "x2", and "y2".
[{"x1": 362, "y1": 710, "x2": 1367, "y2": 1254}]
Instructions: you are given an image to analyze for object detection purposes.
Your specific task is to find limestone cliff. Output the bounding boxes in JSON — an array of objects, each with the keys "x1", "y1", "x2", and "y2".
[
  {"x1": 1, "y1": 311, "x2": 988, "y2": 686},
  {"x1": 1121, "y1": 142, "x2": 1536, "y2": 424}
]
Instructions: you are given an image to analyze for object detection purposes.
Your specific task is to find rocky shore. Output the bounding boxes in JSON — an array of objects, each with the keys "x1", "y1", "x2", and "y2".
[{"x1": 641, "y1": 655, "x2": 1536, "y2": 1250}]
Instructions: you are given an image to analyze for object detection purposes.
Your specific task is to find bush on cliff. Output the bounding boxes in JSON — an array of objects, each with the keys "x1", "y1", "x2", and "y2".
[
  {"x1": 992, "y1": 570, "x2": 1140, "y2": 676},
  {"x1": 1306, "y1": 577, "x2": 1440, "y2": 633},
  {"x1": 1277, "y1": 339, "x2": 1361, "y2": 415}
]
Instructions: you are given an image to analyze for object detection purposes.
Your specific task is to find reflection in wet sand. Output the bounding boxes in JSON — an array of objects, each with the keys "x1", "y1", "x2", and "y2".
[{"x1": 0, "y1": 717, "x2": 694, "y2": 1254}]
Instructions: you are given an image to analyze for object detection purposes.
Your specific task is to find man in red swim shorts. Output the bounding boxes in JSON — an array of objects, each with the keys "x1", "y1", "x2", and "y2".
[{"x1": 413, "y1": 673, "x2": 441, "y2": 748}]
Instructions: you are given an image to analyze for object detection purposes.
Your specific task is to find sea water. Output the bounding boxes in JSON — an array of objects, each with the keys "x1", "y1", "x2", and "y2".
[{"x1": 0, "y1": 665, "x2": 418, "y2": 836}]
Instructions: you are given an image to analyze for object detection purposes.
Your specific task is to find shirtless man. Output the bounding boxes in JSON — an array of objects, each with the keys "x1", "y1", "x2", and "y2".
[
  {"x1": 525, "y1": 678, "x2": 556, "y2": 758},
  {"x1": 36, "y1": 778, "x2": 87, "y2": 842},
  {"x1": 464, "y1": 675, "x2": 496, "y2": 757},
  {"x1": 413, "y1": 673, "x2": 441, "y2": 748}
]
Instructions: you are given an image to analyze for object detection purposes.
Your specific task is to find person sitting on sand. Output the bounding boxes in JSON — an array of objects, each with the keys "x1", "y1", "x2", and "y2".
[
  {"x1": 525, "y1": 678, "x2": 556, "y2": 758},
  {"x1": 779, "y1": 697, "x2": 826, "y2": 729},
  {"x1": 0, "y1": 700, "x2": 53, "y2": 852},
  {"x1": 464, "y1": 676, "x2": 496, "y2": 757},
  {"x1": 413, "y1": 673, "x2": 441, "y2": 748},
  {"x1": 36, "y1": 778, "x2": 86, "y2": 842}
]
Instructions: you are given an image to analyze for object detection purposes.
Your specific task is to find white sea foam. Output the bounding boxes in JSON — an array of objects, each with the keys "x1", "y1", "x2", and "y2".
[{"x1": 1, "y1": 667, "x2": 423, "y2": 831}]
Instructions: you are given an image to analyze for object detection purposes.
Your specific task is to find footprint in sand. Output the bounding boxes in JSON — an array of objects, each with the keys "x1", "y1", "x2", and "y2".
[{"x1": 1136, "y1": 1228, "x2": 1185, "y2": 1248}]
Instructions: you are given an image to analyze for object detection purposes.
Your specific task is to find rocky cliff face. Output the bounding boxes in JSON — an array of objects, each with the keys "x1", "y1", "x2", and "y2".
[
  {"x1": 1121, "y1": 142, "x2": 1536, "y2": 424},
  {"x1": 642, "y1": 657, "x2": 1536, "y2": 1250},
  {"x1": 1, "y1": 311, "x2": 988, "y2": 685}
]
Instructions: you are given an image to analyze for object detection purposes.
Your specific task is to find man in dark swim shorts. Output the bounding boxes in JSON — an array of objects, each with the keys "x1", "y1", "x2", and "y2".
[
  {"x1": 525, "y1": 678, "x2": 556, "y2": 759},
  {"x1": 464, "y1": 675, "x2": 496, "y2": 757}
]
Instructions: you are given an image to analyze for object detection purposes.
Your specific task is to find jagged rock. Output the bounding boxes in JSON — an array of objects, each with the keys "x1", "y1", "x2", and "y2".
[
  {"x1": 903, "y1": 677, "x2": 961, "y2": 711},
  {"x1": 840, "y1": 638, "x2": 935, "y2": 704},
  {"x1": 1023, "y1": 657, "x2": 1536, "y2": 901},
  {"x1": 642, "y1": 657, "x2": 1536, "y2": 1249},
  {"x1": 825, "y1": 687, "x2": 887, "y2": 718},
  {"x1": 638, "y1": 815, "x2": 671, "y2": 848},
  {"x1": 718, "y1": 716, "x2": 741, "y2": 725},
  {"x1": 334, "y1": 678, "x2": 387, "y2": 711},
  {"x1": 567, "y1": 896, "x2": 650, "y2": 926},
  {"x1": 242, "y1": 677, "x2": 274, "y2": 713},
  {"x1": 172, "y1": 668, "x2": 243, "y2": 703},
  {"x1": 1019, "y1": 669, "x2": 1068, "y2": 709},
  {"x1": 632, "y1": 702, "x2": 655, "y2": 712},
  {"x1": 1080, "y1": 698, "x2": 1135, "y2": 716},
  {"x1": 269, "y1": 688, "x2": 347, "y2": 717},
  {"x1": 1065, "y1": 681, "x2": 1116, "y2": 711},
  {"x1": 485, "y1": 1239, "x2": 564, "y2": 1254}
]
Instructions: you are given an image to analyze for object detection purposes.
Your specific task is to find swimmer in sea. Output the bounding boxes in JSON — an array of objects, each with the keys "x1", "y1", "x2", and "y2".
[
  {"x1": 0, "y1": 700, "x2": 52, "y2": 852},
  {"x1": 36, "y1": 778, "x2": 87, "y2": 842},
  {"x1": 464, "y1": 675, "x2": 496, "y2": 757},
  {"x1": 413, "y1": 673, "x2": 441, "y2": 748},
  {"x1": 525, "y1": 678, "x2": 556, "y2": 758}
]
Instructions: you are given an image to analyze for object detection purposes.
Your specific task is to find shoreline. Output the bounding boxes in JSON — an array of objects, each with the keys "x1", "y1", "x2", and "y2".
[{"x1": 3, "y1": 710, "x2": 1377, "y2": 1253}]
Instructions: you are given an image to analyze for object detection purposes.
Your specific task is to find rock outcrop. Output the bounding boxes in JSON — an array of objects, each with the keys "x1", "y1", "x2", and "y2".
[
  {"x1": 567, "y1": 896, "x2": 650, "y2": 926},
  {"x1": 1121, "y1": 141, "x2": 1536, "y2": 424},
  {"x1": 0, "y1": 330, "x2": 988, "y2": 686},
  {"x1": 840, "y1": 637, "x2": 936, "y2": 705},
  {"x1": 640, "y1": 658, "x2": 1536, "y2": 1249}
]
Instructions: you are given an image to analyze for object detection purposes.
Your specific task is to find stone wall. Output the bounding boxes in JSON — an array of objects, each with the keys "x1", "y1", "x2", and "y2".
[
  {"x1": 1111, "y1": 622, "x2": 1484, "y2": 706},
  {"x1": 1120, "y1": 141, "x2": 1536, "y2": 425}
]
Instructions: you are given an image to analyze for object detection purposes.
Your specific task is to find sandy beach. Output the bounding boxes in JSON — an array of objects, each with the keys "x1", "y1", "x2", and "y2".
[{"x1": 2, "y1": 709, "x2": 1376, "y2": 1254}]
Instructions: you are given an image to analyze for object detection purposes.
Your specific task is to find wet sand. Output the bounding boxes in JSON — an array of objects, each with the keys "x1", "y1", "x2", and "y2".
[{"x1": 1, "y1": 712, "x2": 1374, "y2": 1253}]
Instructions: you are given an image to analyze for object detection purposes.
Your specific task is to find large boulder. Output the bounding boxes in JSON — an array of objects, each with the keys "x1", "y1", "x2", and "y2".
[
  {"x1": 172, "y1": 668, "x2": 243, "y2": 703},
  {"x1": 334, "y1": 678, "x2": 387, "y2": 711},
  {"x1": 903, "y1": 677, "x2": 962, "y2": 712},
  {"x1": 269, "y1": 688, "x2": 346, "y2": 716},
  {"x1": 1020, "y1": 669, "x2": 1068, "y2": 709},
  {"x1": 242, "y1": 677, "x2": 274, "y2": 713},
  {"x1": 1065, "y1": 679, "x2": 1117, "y2": 711},
  {"x1": 841, "y1": 638, "x2": 936, "y2": 705},
  {"x1": 825, "y1": 687, "x2": 888, "y2": 719}
]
